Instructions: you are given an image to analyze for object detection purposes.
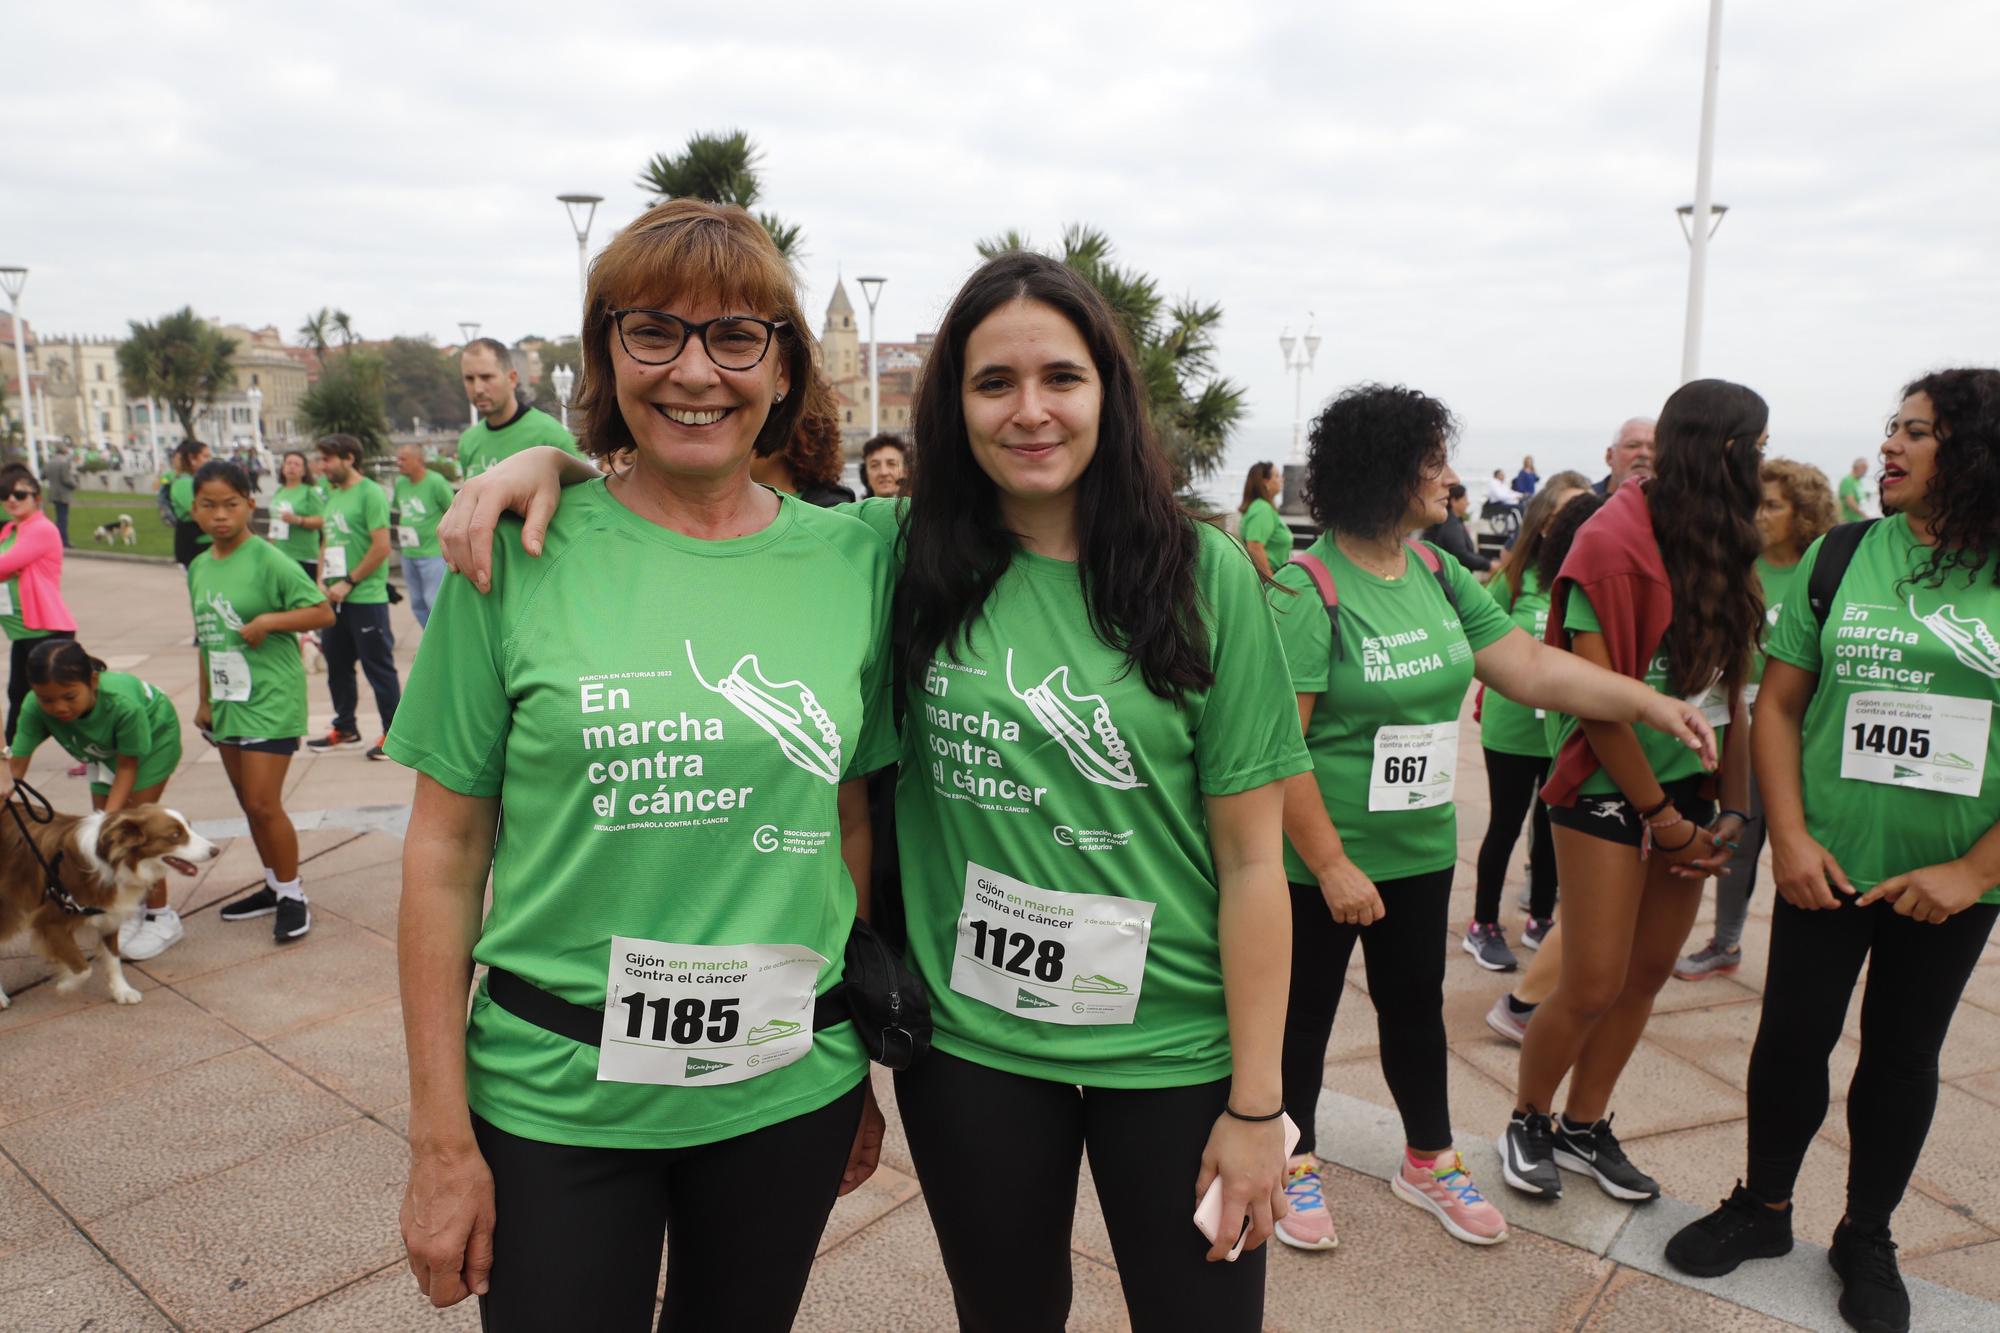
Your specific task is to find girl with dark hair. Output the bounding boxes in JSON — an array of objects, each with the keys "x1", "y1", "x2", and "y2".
[
  {"x1": 187, "y1": 460, "x2": 334, "y2": 947},
  {"x1": 1466, "y1": 469, "x2": 1593, "y2": 971},
  {"x1": 1268, "y1": 386, "x2": 1715, "y2": 1255},
  {"x1": 8, "y1": 639, "x2": 186, "y2": 958},
  {"x1": 434, "y1": 248, "x2": 1314, "y2": 1332},
  {"x1": 268, "y1": 449, "x2": 327, "y2": 580},
  {"x1": 1501, "y1": 379, "x2": 1764, "y2": 1207},
  {"x1": 1677, "y1": 457, "x2": 1839, "y2": 981},
  {"x1": 1666, "y1": 370, "x2": 2000, "y2": 1333},
  {"x1": 0, "y1": 464, "x2": 77, "y2": 744},
  {"x1": 1238, "y1": 459, "x2": 1291, "y2": 577},
  {"x1": 168, "y1": 439, "x2": 213, "y2": 572}
]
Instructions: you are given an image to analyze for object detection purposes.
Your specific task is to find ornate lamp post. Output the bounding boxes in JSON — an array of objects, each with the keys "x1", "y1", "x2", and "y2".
[
  {"x1": 857, "y1": 275, "x2": 886, "y2": 436},
  {"x1": 551, "y1": 364, "x2": 575, "y2": 432},
  {"x1": 458, "y1": 321, "x2": 482, "y2": 426}
]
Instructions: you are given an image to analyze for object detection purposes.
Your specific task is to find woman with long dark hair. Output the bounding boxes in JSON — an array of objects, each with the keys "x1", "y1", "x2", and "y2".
[
  {"x1": 1267, "y1": 389, "x2": 1714, "y2": 1255},
  {"x1": 1500, "y1": 379, "x2": 1763, "y2": 1206},
  {"x1": 1238, "y1": 459, "x2": 1291, "y2": 577},
  {"x1": 434, "y1": 250, "x2": 1313, "y2": 1332},
  {"x1": 1666, "y1": 370, "x2": 2000, "y2": 1333},
  {"x1": 1465, "y1": 469, "x2": 1592, "y2": 971},
  {"x1": 1676, "y1": 457, "x2": 1838, "y2": 981}
]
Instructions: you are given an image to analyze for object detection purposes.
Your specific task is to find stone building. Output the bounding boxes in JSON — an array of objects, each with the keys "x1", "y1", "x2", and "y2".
[{"x1": 819, "y1": 277, "x2": 930, "y2": 451}]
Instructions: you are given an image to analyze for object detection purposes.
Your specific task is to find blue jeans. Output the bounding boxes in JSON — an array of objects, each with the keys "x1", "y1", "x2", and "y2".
[
  {"x1": 399, "y1": 553, "x2": 447, "y2": 628},
  {"x1": 52, "y1": 501, "x2": 70, "y2": 546}
]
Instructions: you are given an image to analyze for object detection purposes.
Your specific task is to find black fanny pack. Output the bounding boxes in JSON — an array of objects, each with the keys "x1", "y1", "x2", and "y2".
[{"x1": 486, "y1": 918, "x2": 931, "y2": 1071}]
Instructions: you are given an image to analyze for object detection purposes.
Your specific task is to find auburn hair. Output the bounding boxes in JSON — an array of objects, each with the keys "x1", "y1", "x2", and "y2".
[{"x1": 574, "y1": 199, "x2": 816, "y2": 461}]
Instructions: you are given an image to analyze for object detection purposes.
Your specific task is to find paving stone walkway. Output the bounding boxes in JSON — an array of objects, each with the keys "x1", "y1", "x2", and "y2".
[{"x1": 5, "y1": 557, "x2": 2000, "y2": 1330}]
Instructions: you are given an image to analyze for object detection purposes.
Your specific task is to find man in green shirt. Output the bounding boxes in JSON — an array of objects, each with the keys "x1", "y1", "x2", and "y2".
[
  {"x1": 456, "y1": 339, "x2": 582, "y2": 478},
  {"x1": 1838, "y1": 457, "x2": 1873, "y2": 523},
  {"x1": 308, "y1": 434, "x2": 401, "y2": 759},
  {"x1": 392, "y1": 444, "x2": 454, "y2": 628}
]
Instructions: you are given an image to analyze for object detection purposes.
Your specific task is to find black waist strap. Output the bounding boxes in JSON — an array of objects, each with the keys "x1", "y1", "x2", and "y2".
[{"x1": 486, "y1": 967, "x2": 850, "y2": 1048}]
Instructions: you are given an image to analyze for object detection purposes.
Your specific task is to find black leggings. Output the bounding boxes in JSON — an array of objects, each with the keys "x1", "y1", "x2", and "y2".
[
  {"x1": 1474, "y1": 747, "x2": 1557, "y2": 923},
  {"x1": 895, "y1": 1050, "x2": 1262, "y2": 1333},
  {"x1": 1745, "y1": 895, "x2": 1999, "y2": 1229},
  {"x1": 470, "y1": 1084, "x2": 862, "y2": 1333},
  {"x1": 1282, "y1": 869, "x2": 1455, "y2": 1153},
  {"x1": 7, "y1": 630, "x2": 75, "y2": 746}
]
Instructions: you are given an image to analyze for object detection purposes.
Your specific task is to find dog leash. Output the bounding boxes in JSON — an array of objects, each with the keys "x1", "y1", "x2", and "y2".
[{"x1": 3, "y1": 777, "x2": 96, "y2": 917}]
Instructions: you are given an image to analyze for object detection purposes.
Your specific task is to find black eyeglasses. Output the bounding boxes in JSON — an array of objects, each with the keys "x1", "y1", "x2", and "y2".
[
  {"x1": 5, "y1": 489, "x2": 36, "y2": 502},
  {"x1": 610, "y1": 310, "x2": 785, "y2": 371}
]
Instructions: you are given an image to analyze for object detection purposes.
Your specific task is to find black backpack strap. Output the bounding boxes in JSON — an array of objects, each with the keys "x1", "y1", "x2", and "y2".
[{"x1": 1808, "y1": 519, "x2": 1879, "y2": 629}]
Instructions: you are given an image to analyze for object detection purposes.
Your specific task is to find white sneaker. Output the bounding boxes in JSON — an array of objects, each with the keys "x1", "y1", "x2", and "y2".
[{"x1": 119, "y1": 908, "x2": 185, "y2": 961}]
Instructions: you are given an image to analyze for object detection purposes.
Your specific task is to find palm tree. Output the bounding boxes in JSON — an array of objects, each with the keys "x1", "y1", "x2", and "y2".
[
  {"x1": 330, "y1": 309, "x2": 357, "y2": 348},
  {"x1": 117, "y1": 308, "x2": 239, "y2": 441},
  {"x1": 976, "y1": 227, "x2": 1247, "y2": 489},
  {"x1": 637, "y1": 130, "x2": 803, "y2": 261},
  {"x1": 297, "y1": 308, "x2": 333, "y2": 362}
]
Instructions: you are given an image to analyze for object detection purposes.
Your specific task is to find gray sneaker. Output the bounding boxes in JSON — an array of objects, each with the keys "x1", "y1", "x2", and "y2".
[
  {"x1": 1462, "y1": 921, "x2": 1519, "y2": 972},
  {"x1": 1675, "y1": 938, "x2": 1742, "y2": 982}
]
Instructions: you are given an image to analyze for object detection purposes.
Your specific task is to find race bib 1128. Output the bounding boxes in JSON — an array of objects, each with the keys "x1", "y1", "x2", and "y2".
[{"x1": 949, "y1": 862, "x2": 1153, "y2": 1025}]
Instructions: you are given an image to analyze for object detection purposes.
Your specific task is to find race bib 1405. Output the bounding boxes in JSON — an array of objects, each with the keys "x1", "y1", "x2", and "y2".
[{"x1": 1840, "y1": 690, "x2": 1989, "y2": 797}]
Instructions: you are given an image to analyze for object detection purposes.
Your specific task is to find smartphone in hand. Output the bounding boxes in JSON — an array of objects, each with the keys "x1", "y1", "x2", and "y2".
[{"x1": 1192, "y1": 1114, "x2": 1301, "y2": 1260}]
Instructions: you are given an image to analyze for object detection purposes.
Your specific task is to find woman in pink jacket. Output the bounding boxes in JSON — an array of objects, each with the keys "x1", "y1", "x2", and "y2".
[{"x1": 1, "y1": 464, "x2": 78, "y2": 744}]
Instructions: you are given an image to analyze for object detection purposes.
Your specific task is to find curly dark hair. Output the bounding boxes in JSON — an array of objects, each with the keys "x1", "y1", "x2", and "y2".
[
  {"x1": 1536, "y1": 491, "x2": 1606, "y2": 593},
  {"x1": 779, "y1": 375, "x2": 846, "y2": 490},
  {"x1": 901, "y1": 250, "x2": 1209, "y2": 702},
  {"x1": 1648, "y1": 378, "x2": 1767, "y2": 696},
  {"x1": 1900, "y1": 368, "x2": 2000, "y2": 590},
  {"x1": 1759, "y1": 457, "x2": 1836, "y2": 559},
  {"x1": 1303, "y1": 384, "x2": 1456, "y2": 538}
]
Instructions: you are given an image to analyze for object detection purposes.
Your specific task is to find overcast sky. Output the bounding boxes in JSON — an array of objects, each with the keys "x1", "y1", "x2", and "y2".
[{"x1": 9, "y1": 1, "x2": 1997, "y2": 491}]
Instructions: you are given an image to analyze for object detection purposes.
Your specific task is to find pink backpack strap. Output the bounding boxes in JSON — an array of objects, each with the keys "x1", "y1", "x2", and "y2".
[
  {"x1": 1288, "y1": 552, "x2": 1345, "y2": 661},
  {"x1": 1404, "y1": 539, "x2": 1443, "y2": 574}
]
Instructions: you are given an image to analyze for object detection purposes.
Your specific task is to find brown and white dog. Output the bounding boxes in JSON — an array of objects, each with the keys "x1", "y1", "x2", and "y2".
[{"x1": 0, "y1": 805, "x2": 218, "y2": 1008}]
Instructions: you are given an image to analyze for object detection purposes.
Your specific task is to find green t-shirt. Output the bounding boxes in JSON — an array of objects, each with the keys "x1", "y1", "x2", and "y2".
[
  {"x1": 1838, "y1": 474, "x2": 1867, "y2": 523},
  {"x1": 268, "y1": 484, "x2": 325, "y2": 563},
  {"x1": 384, "y1": 483, "x2": 896, "y2": 1149},
  {"x1": 1241, "y1": 498, "x2": 1295, "y2": 569},
  {"x1": 1479, "y1": 569, "x2": 1552, "y2": 758},
  {"x1": 457, "y1": 406, "x2": 581, "y2": 479},
  {"x1": 321, "y1": 478, "x2": 391, "y2": 604},
  {"x1": 1766, "y1": 516, "x2": 2000, "y2": 904},
  {"x1": 1270, "y1": 535, "x2": 1513, "y2": 883},
  {"x1": 862, "y1": 502, "x2": 1310, "y2": 1089},
  {"x1": 0, "y1": 529, "x2": 51, "y2": 642},
  {"x1": 1550, "y1": 586, "x2": 1729, "y2": 794},
  {"x1": 1750, "y1": 554, "x2": 1805, "y2": 695},
  {"x1": 169, "y1": 473, "x2": 211, "y2": 547},
  {"x1": 14, "y1": 672, "x2": 181, "y2": 795},
  {"x1": 190, "y1": 538, "x2": 328, "y2": 741},
  {"x1": 392, "y1": 470, "x2": 457, "y2": 559}
]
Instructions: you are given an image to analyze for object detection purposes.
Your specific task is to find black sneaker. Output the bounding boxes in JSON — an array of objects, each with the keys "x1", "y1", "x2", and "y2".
[
  {"x1": 1497, "y1": 1110, "x2": 1562, "y2": 1198},
  {"x1": 1553, "y1": 1113, "x2": 1660, "y2": 1201},
  {"x1": 219, "y1": 887, "x2": 280, "y2": 921},
  {"x1": 365, "y1": 737, "x2": 389, "y2": 761},
  {"x1": 274, "y1": 895, "x2": 311, "y2": 942},
  {"x1": 306, "y1": 728, "x2": 363, "y2": 753},
  {"x1": 1829, "y1": 1219, "x2": 1909, "y2": 1333},
  {"x1": 1664, "y1": 1182, "x2": 1794, "y2": 1277}
]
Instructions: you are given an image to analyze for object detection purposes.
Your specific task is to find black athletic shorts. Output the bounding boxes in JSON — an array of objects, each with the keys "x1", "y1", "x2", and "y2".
[{"x1": 1547, "y1": 774, "x2": 1715, "y2": 848}]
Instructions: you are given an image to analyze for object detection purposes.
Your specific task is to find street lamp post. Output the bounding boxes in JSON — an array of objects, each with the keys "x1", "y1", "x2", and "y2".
[
  {"x1": 458, "y1": 321, "x2": 481, "y2": 426},
  {"x1": 1278, "y1": 319, "x2": 1322, "y2": 516},
  {"x1": 557, "y1": 195, "x2": 604, "y2": 330},
  {"x1": 857, "y1": 276, "x2": 886, "y2": 437},
  {"x1": 0, "y1": 266, "x2": 38, "y2": 474},
  {"x1": 551, "y1": 364, "x2": 575, "y2": 432},
  {"x1": 246, "y1": 385, "x2": 264, "y2": 466},
  {"x1": 1680, "y1": 0, "x2": 1727, "y2": 383}
]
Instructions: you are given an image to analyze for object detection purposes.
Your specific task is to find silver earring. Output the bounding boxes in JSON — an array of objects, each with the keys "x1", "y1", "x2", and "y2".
[{"x1": 774, "y1": 392, "x2": 786, "y2": 403}]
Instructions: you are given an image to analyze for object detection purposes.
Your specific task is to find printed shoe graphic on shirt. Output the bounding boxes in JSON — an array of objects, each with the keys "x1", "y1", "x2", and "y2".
[
  {"x1": 1911, "y1": 595, "x2": 2000, "y2": 679},
  {"x1": 1071, "y1": 973, "x2": 1129, "y2": 994},
  {"x1": 1004, "y1": 650, "x2": 1145, "y2": 790},
  {"x1": 203, "y1": 590, "x2": 246, "y2": 635},
  {"x1": 747, "y1": 1018, "x2": 802, "y2": 1046},
  {"x1": 686, "y1": 641, "x2": 842, "y2": 783}
]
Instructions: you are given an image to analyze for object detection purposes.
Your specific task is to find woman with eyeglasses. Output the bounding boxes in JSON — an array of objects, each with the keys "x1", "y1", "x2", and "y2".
[
  {"x1": 0, "y1": 464, "x2": 78, "y2": 745},
  {"x1": 436, "y1": 250, "x2": 1315, "y2": 1333},
  {"x1": 1667, "y1": 371, "x2": 2000, "y2": 1333},
  {"x1": 385, "y1": 201, "x2": 895, "y2": 1333}
]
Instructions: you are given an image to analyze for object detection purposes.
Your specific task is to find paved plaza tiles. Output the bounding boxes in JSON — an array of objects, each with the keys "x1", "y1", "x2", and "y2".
[{"x1": 5, "y1": 556, "x2": 2000, "y2": 1330}]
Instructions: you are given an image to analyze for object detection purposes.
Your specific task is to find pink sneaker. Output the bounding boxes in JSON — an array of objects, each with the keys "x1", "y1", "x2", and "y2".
[
  {"x1": 1273, "y1": 1153, "x2": 1339, "y2": 1251},
  {"x1": 1390, "y1": 1150, "x2": 1508, "y2": 1245}
]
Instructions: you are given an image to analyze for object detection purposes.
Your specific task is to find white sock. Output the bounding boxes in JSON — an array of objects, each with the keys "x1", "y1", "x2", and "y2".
[
  {"x1": 264, "y1": 867, "x2": 280, "y2": 891},
  {"x1": 273, "y1": 877, "x2": 305, "y2": 903}
]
